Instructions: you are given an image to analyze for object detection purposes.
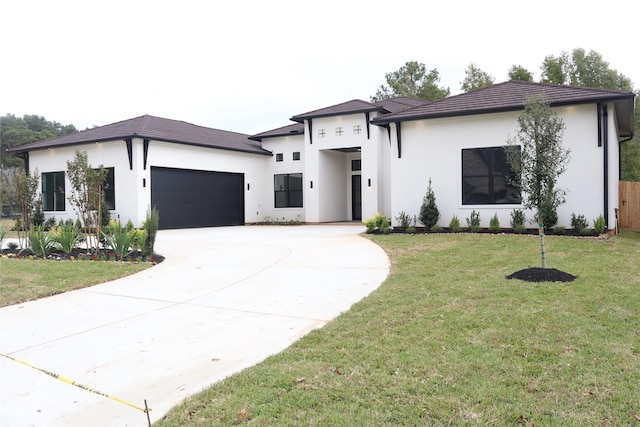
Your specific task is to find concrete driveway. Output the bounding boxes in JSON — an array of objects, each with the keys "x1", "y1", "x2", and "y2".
[{"x1": 0, "y1": 225, "x2": 389, "y2": 426}]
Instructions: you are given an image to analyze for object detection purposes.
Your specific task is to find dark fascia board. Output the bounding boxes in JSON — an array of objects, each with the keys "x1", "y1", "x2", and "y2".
[
  {"x1": 291, "y1": 106, "x2": 386, "y2": 123},
  {"x1": 9, "y1": 134, "x2": 273, "y2": 156},
  {"x1": 370, "y1": 94, "x2": 636, "y2": 126},
  {"x1": 248, "y1": 129, "x2": 304, "y2": 142}
]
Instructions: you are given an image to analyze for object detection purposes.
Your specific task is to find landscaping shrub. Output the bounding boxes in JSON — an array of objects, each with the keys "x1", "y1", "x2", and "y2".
[
  {"x1": 102, "y1": 220, "x2": 137, "y2": 260},
  {"x1": 430, "y1": 224, "x2": 443, "y2": 233},
  {"x1": 539, "y1": 202, "x2": 558, "y2": 229},
  {"x1": 449, "y1": 215, "x2": 461, "y2": 232},
  {"x1": 418, "y1": 178, "x2": 440, "y2": 229},
  {"x1": 143, "y1": 207, "x2": 160, "y2": 256},
  {"x1": 489, "y1": 213, "x2": 500, "y2": 233},
  {"x1": 571, "y1": 213, "x2": 589, "y2": 231},
  {"x1": 52, "y1": 223, "x2": 83, "y2": 254},
  {"x1": 365, "y1": 213, "x2": 392, "y2": 234},
  {"x1": 394, "y1": 211, "x2": 412, "y2": 229},
  {"x1": 593, "y1": 215, "x2": 606, "y2": 234},
  {"x1": 510, "y1": 209, "x2": 526, "y2": 230},
  {"x1": 553, "y1": 226, "x2": 566, "y2": 235},
  {"x1": 29, "y1": 225, "x2": 56, "y2": 256},
  {"x1": 466, "y1": 210, "x2": 481, "y2": 232}
]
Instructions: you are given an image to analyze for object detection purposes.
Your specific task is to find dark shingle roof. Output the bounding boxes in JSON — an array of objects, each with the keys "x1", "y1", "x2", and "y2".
[
  {"x1": 371, "y1": 81, "x2": 635, "y2": 138},
  {"x1": 249, "y1": 122, "x2": 305, "y2": 141},
  {"x1": 290, "y1": 97, "x2": 430, "y2": 122},
  {"x1": 9, "y1": 115, "x2": 272, "y2": 155},
  {"x1": 291, "y1": 99, "x2": 383, "y2": 122}
]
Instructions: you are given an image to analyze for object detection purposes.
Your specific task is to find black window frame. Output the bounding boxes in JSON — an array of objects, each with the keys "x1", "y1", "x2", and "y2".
[
  {"x1": 351, "y1": 159, "x2": 361, "y2": 171},
  {"x1": 462, "y1": 146, "x2": 521, "y2": 205},
  {"x1": 293, "y1": 152, "x2": 301, "y2": 161},
  {"x1": 274, "y1": 173, "x2": 303, "y2": 208},
  {"x1": 275, "y1": 153, "x2": 283, "y2": 162},
  {"x1": 42, "y1": 171, "x2": 65, "y2": 211}
]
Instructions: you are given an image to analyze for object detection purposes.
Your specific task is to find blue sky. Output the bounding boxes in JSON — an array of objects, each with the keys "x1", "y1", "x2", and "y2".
[{"x1": 2, "y1": 0, "x2": 638, "y2": 135}]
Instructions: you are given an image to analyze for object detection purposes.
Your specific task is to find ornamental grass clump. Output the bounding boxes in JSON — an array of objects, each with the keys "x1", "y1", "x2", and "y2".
[
  {"x1": 51, "y1": 223, "x2": 83, "y2": 254},
  {"x1": 143, "y1": 206, "x2": 160, "y2": 256},
  {"x1": 102, "y1": 220, "x2": 137, "y2": 260},
  {"x1": 29, "y1": 225, "x2": 56, "y2": 257}
]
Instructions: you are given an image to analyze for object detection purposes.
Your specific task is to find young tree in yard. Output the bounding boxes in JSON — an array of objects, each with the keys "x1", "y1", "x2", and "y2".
[
  {"x1": 66, "y1": 151, "x2": 109, "y2": 250},
  {"x1": 8, "y1": 169, "x2": 40, "y2": 247},
  {"x1": 419, "y1": 178, "x2": 440, "y2": 229},
  {"x1": 506, "y1": 94, "x2": 570, "y2": 268}
]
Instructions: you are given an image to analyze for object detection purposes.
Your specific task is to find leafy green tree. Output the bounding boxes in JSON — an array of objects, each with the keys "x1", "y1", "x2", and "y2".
[
  {"x1": 460, "y1": 63, "x2": 495, "y2": 92},
  {"x1": 5, "y1": 169, "x2": 40, "y2": 247},
  {"x1": 418, "y1": 178, "x2": 440, "y2": 229},
  {"x1": 508, "y1": 65, "x2": 534, "y2": 82},
  {"x1": 540, "y1": 54, "x2": 567, "y2": 85},
  {"x1": 506, "y1": 94, "x2": 570, "y2": 269},
  {"x1": 539, "y1": 48, "x2": 632, "y2": 91},
  {"x1": 0, "y1": 114, "x2": 78, "y2": 168},
  {"x1": 371, "y1": 61, "x2": 450, "y2": 102},
  {"x1": 66, "y1": 150, "x2": 109, "y2": 250}
]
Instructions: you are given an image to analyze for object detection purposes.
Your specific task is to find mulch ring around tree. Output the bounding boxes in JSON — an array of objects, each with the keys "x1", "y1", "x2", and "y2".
[{"x1": 506, "y1": 267, "x2": 577, "y2": 283}]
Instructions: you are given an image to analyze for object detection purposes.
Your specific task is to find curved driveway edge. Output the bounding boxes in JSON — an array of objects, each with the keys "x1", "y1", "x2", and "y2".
[{"x1": 0, "y1": 224, "x2": 389, "y2": 426}]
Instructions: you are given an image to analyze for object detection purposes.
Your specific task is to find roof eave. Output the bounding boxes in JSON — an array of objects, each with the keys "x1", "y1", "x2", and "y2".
[{"x1": 290, "y1": 106, "x2": 385, "y2": 122}]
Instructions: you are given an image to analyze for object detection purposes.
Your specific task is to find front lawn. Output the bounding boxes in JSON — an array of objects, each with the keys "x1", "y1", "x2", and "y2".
[
  {"x1": 156, "y1": 231, "x2": 640, "y2": 426},
  {"x1": 0, "y1": 259, "x2": 152, "y2": 307}
]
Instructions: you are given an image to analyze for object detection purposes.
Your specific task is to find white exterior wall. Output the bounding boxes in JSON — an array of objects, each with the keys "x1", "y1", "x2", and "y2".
[
  {"x1": 147, "y1": 140, "x2": 268, "y2": 226},
  {"x1": 303, "y1": 113, "x2": 380, "y2": 222},
  {"x1": 28, "y1": 138, "x2": 269, "y2": 228},
  {"x1": 260, "y1": 135, "x2": 305, "y2": 222},
  {"x1": 389, "y1": 104, "x2": 613, "y2": 229},
  {"x1": 28, "y1": 141, "x2": 135, "y2": 225}
]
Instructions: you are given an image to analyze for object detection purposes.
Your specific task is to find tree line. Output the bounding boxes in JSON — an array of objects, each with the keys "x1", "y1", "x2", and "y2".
[{"x1": 370, "y1": 47, "x2": 639, "y2": 181}]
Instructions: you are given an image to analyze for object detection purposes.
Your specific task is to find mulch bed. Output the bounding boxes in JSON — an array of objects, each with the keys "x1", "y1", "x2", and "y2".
[
  {"x1": 1, "y1": 248, "x2": 164, "y2": 264},
  {"x1": 506, "y1": 267, "x2": 577, "y2": 283}
]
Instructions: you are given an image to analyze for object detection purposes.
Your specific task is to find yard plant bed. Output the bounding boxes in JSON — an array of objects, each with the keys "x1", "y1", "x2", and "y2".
[
  {"x1": 506, "y1": 267, "x2": 577, "y2": 282},
  {"x1": 1, "y1": 247, "x2": 164, "y2": 264},
  {"x1": 156, "y1": 231, "x2": 640, "y2": 426}
]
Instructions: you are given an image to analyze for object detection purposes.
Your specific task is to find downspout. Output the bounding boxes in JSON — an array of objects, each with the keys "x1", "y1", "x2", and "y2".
[
  {"x1": 395, "y1": 122, "x2": 402, "y2": 158},
  {"x1": 602, "y1": 104, "x2": 609, "y2": 227}
]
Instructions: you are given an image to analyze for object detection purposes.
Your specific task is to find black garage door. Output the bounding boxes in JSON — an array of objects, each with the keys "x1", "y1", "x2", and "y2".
[{"x1": 151, "y1": 167, "x2": 245, "y2": 229}]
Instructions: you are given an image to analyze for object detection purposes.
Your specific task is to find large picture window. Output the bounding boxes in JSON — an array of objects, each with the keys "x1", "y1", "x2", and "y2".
[
  {"x1": 274, "y1": 173, "x2": 303, "y2": 208},
  {"x1": 42, "y1": 171, "x2": 65, "y2": 211},
  {"x1": 462, "y1": 146, "x2": 520, "y2": 205}
]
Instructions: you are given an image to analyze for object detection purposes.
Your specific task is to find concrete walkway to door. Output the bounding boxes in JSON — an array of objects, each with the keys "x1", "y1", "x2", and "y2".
[{"x1": 0, "y1": 224, "x2": 389, "y2": 426}]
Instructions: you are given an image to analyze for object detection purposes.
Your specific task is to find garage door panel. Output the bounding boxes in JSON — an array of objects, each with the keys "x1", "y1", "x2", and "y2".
[{"x1": 151, "y1": 167, "x2": 244, "y2": 229}]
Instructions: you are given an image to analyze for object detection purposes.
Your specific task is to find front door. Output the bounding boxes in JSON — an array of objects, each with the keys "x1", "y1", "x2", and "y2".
[{"x1": 352, "y1": 174, "x2": 362, "y2": 220}]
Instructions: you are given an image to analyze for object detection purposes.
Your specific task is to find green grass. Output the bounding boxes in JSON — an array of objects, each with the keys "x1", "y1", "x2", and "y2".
[
  {"x1": 0, "y1": 259, "x2": 151, "y2": 307},
  {"x1": 156, "y1": 231, "x2": 640, "y2": 426}
]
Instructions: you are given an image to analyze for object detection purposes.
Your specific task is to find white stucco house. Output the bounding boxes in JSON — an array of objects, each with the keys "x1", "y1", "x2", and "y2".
[{"x1": 10, "y1": 81, "x2": 635, "y2": 230}]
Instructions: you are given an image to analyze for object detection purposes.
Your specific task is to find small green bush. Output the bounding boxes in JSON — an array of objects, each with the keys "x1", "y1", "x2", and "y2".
[
  {"x1": 102, "y1": 220, "x2": 137, "y2": 260},
  {"x1": 571, "y1": 213, "x2": 589, "y2": 231},
  {"x1": 466, "y1": 210, "x2": 481, "y2": 233},
  {"x1": 513, "y1": 224, "x2": 527, "y2": 234},
  {"x1": 489, "y1": 213, "x2": 500, "y2": 233},
  {"x1": 593, "y1": 215, "x2": 606, "y2": 234},
  {"x1": 449, "y1": 215, "x2": 461, "y2": 232},
  {"x1": 510, "y1": 209, "x2": 526, "y2": 229},
  {"x1": 364, "y1": 213, "x2": 392, "y2": 234},
  {"x1": 419, "y1": 178, "x2": 440, "y2": 229},
  {"x1": 395, "y1": 211, "x2": 412, "y2": 229},
  {"x1": 52, "y1": 223, "x2": 82, "y2": 254},
  {"x1": 580, "y1": 227, "x2": 595, "y2": 236},
  {"x1": 405, "y1": 226, "x2": 416, "y2": 234},
  {"x1": 430, "y1": 225, "x2": 443, "y2": 233},
  {"x1": 552, "y1": 226, "x2": 566, "y2": 235},
  {"x1": 29, "y1": 225, "x2": 56, "y2": 256},
  {"x1": 143, "y1": 207, "x2": 160, "y2": 256}
]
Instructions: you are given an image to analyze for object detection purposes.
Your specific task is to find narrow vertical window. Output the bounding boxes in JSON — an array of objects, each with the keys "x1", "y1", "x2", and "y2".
[{"x1": 293, "y1": 152, "x2": 301, "y2": 161}]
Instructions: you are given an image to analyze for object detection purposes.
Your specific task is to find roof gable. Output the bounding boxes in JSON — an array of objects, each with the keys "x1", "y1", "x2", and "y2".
[
  {"x1": 10, "y1": 115, "x2": 272, "y2": 155},
  {"x1": 291, "y1": 99, "x2": 382, "y2": 122}
]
